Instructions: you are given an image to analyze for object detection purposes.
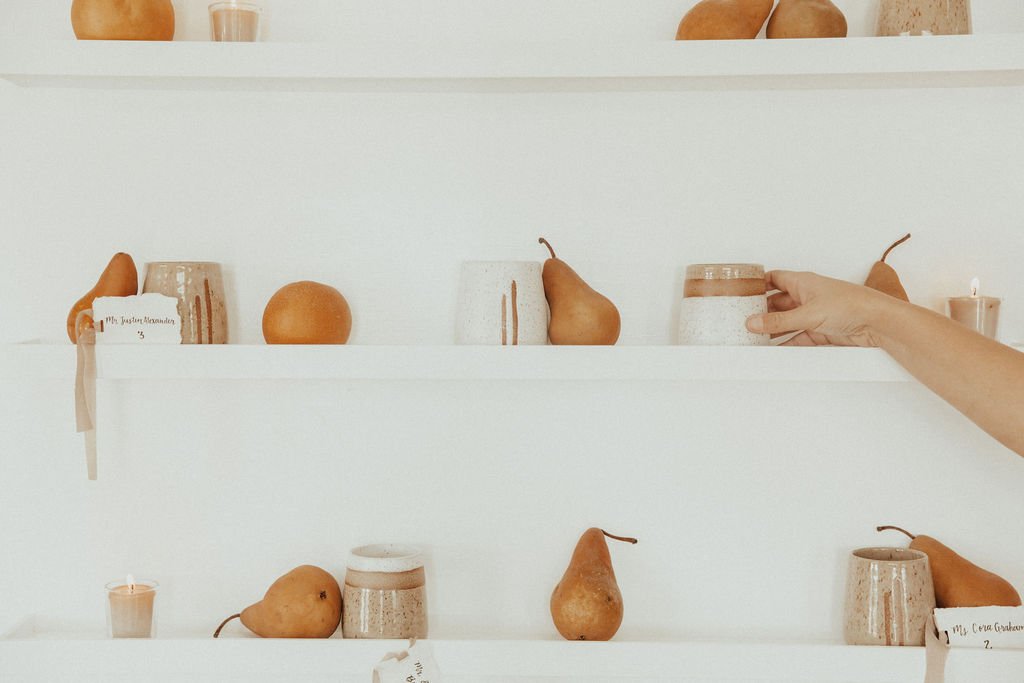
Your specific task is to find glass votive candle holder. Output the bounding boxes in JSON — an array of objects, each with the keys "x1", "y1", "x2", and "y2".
[
  {"x1": 342, "y1": 545, "x2": 428, "y2": 639},
  {"x1": 105, "y1": 578, "x2": 158, "y2": 638},
  {"x1": 948, "y1": 295, "x2": 1001, "y2": 339},
  {"x1": 209, "y1": 2, "x2": 262, "y2": 42},
  {"x1": 677, "y1": 263, "x2": 770, "y2": 346}
]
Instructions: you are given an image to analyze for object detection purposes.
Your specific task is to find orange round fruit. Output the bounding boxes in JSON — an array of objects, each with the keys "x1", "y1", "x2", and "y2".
[{"x1": 262, "y1": 281, "x2": 352, "y2": 345}]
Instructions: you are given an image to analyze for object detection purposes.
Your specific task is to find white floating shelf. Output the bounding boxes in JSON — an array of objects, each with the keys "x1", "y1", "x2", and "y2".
[
  {"x1": 0, "y1": 343, "x2": 912, "y2": 383},
  {"x1": 3, "y1": 628, "x2": 1024, "y2": 682},
  {"x1": 1, "y1": 35, "x2": 1022, "y2": 91}
]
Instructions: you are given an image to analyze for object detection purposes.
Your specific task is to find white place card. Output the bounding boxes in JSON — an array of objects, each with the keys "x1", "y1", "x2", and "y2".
[
  {"x1": 373, "y1": 641, "x2": 441, "y2": 683},
  {"x1": 92, "y1": 294, "x2": 181, "y2": 344},
  {"x1": 934, "y1": 606, "x2": 1024, "y2": 650}
]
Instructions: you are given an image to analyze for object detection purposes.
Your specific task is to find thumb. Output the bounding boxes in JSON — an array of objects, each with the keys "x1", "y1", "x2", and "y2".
[{"x1": 746, "y1": 310, "x2": 804, "y2": 335}]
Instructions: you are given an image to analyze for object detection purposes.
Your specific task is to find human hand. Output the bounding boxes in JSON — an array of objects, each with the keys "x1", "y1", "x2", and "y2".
[{"x1": 745, "y1": 270, "x2": 899, "y2": 347}]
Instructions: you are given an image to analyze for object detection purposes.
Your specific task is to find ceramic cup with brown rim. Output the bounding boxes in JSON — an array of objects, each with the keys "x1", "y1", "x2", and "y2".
[
  {"x1": 844, "y1": 546, "x2": 935, "y2": 646},
  {"x1": 342, "y1": 544, "x2": 428, "y2": 639}
]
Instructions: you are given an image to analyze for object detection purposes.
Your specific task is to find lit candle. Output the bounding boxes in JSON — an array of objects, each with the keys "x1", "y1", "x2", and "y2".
[
  {"x1": 106, "y1": 575, "x2": 158, "y2": 638},
  {"x1": 209, "y1": 2, "x2": 262, "y2": 42},
  {"x1": 947, "y1": 278, "x2": 1001, "y2": 339}
]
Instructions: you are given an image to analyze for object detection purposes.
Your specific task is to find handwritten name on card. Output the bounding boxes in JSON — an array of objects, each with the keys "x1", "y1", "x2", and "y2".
[
  {"x1": 373, "y1": 641, "x2": 441, "y2": 683},
  {"x1": 92, "y1": 294, "x2": 182, "y2": 344},
  {"x1": 935, "y1": 606, "x2": 1024, "y2": 650}
]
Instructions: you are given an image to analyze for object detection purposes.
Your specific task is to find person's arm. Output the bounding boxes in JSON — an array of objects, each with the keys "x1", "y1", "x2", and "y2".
[{"x1": 746, "y1": 270, "x2": 1024, "y2": 457}]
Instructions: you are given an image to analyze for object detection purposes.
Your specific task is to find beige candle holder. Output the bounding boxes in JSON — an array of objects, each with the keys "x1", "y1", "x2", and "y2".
[
  {"x1": 948, "y1": 295, "x2": 1000, "y2": 339},
  {"x1": 209, "y1": 2, "x2": 262, "y2": 42},
  {"x1": 106, "y1": 579, "x2": 158, "y2": 639}
]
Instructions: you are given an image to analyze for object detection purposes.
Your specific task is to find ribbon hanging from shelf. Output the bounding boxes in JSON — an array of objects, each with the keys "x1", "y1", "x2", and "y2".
[
  {"x1": 74, "y1": 314, "x2": 97, "y2": 481},
  {"x1": 924, "y1": 613, "x2": 949, "y2": 683}
]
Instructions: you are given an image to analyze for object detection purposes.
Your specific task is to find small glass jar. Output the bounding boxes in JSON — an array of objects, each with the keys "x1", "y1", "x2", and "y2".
[
  {"x1": 342, "y1": 545, "x2": 428, "y2": 639},
  {"x1": 877, "y1": 0, "x2": 971, "y2": 36},
  {"x1": 677, "y1": 263, "x2": 769, "y2": 346},
  {"x1": 209, "y1": 2, "x2": 262, "y2": 42}
]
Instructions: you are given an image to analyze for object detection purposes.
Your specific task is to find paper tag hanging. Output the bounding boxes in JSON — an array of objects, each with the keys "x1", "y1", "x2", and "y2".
[
  {"x1": 372, "y1": 640, "x2": 441, "y2": 683},
  {"x1": 92, "y1": 294, "x2": 181, "y2": 344},
  {"x1": 73, "y1": 294, "x2": 181, "y2": 481}
]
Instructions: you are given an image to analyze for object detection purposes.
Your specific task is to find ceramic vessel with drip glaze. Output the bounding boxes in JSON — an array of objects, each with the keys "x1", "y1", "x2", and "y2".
[{"x1": 142, "y1": 262, "x2": 228, "y2": 344}]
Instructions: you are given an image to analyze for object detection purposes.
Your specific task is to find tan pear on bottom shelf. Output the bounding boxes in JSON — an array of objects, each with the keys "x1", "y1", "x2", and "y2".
[
  {"x1": 676, "y1": 0, "x2": 775, "y2": 40},
  {"x1": 214, "y1": 565, "x2": 342, "y2": 638},
  {"x1": 539, "y1": 238, "x2": 621, "y2": 345},
  {"x1": 551, "y1": 528, "x2": 638, "y2": 641},
  {"x1": 766, "y1": 0, "x2": 847, "y2": 38},
  {"x1": 878, "y1": 525, "x2": 1022, "y2": 608}
]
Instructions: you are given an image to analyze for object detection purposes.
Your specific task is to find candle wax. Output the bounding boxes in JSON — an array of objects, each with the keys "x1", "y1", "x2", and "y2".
[
  {"x1": 948, "y1": 296, "x2": 1001, "y2": 339},
  {"x1": 108, "y1": 584, "x2": 156, "y2": 638},
  {"x1": 211, "y1": 8, "x2": 260, "y2": 42}
]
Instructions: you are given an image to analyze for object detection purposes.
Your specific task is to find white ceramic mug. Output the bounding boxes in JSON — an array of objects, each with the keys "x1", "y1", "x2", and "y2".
[{"x1": 456, "y1": 261, "x2": 549, "y2": 345}]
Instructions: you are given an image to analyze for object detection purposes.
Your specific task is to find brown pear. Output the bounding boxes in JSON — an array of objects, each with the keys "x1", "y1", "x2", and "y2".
[
  {"x1": 676, "y1": 0, "x2": 775, "y2": 40},
  {"x1": 67, "y1": 252, "x2": 139, "y2": 342},
  {"x1": 864, "y1": 234, "x2": 911, "y2": 301},
  {"x1": 766, "y1": 0, "x2": 847, "y2": 38},
  {"x1": 214, "y1": 565, "x2": 342, "y2": 638},
  {"x1": 550, "y1": 528, "x2": 637, "y2": 641},
  {"x1": 539, "y1": 238, "x2": 621, "y2": 345},
  {"x1": 878, "y1": 526, "x2": 1021, "y2": 608}
]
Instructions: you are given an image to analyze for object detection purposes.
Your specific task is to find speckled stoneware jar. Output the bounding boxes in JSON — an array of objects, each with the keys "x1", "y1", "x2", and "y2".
[
  {"x1": 455, "y1": 261, "x2": 548, "y2": 345},
  {"x1": 844, "y1": 547, "x2": 935, "y2": 646},
  {"x1": 142, "y1": 262, "x2": 228, "y2": 344},
  {"x1": 343, "y1": 545, "x2": 427, "y2": 639},
  {"x1": 677, "y1": 263, "x2": 770, "y2": 346},
  {"x1": 877, "y1": 0, "x2": 971, "y2": 36}
]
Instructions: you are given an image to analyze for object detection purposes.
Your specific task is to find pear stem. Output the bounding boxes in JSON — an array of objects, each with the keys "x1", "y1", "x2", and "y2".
[
  {"x1": 213, "y1": 613, "x2": 241, "y2": 638},
  {"x1": 601, "y1": 530, "x2": 638, "y2": 544},
  {"x1": 880, "y1": 233, "x2": 911, "y2": 263},
  {"x1": 876, "y1": 525, "x2": 916, "y2": 540},
  {"x1": 538, "y1": 237, "x2": 556, "y2": 260}
]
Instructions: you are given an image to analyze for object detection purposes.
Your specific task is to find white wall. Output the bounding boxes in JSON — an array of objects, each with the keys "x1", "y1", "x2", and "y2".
[{"x1": 1, "y1": 0, "x2": 1023, "y2": 644}]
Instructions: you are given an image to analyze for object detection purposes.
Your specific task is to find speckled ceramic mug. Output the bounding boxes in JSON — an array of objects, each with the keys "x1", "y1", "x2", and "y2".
[
  {"x1": 677, "y1": 263, "x2": 769, "y2": 346},
  {"x1": 142, "y1": 262, "x2": 228, "y2": 344},
  {"x1": 844, "y1": 547, "x2": 935, "y2": 646},
  {"x1": 455, "y1": 261, "x2": 549, "y2": 345}
]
